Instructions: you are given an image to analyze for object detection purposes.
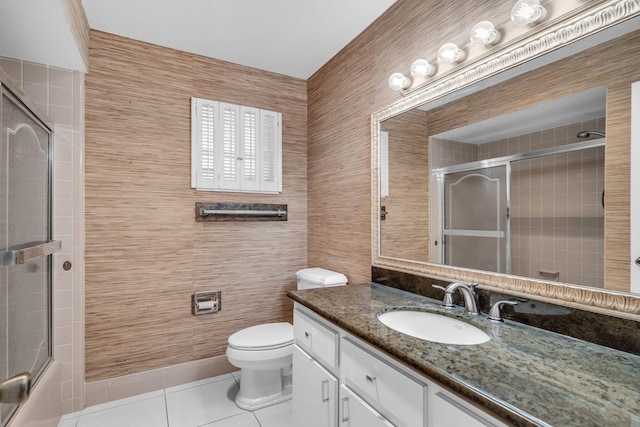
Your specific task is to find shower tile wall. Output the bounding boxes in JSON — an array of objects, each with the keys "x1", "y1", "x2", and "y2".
[
  {"x1": 0, "y1": 57, "x2": 86, "y2": 421},
  {"x1": 431, "y1": 118, "x2": 605, "y2": 287}
]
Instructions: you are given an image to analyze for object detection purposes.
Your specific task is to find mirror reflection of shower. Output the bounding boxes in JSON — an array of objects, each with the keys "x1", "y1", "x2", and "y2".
[{"x1": 427, "y1": 87, "x2": 606, "y2": 288}]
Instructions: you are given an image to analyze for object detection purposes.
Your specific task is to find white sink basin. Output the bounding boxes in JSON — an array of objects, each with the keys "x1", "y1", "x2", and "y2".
[{"x1": 378, "y1": 310, "x2": 490, "y2": 345}]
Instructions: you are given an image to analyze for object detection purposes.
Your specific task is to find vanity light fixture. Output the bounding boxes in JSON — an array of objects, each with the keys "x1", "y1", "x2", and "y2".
[
  {"x1": 470, "y1": 21, "x2": 501, "y2": 45},
  {"x1": 511, "y1": 0, "x2": 547, "y2": 25},
  {"x1": 388, "y1": 72, "x2": 411, "y2": 91},
  {"x1": 410, "y1": 59, "x2": 436, "y2": 78},
  {"x1": 437, "y1": 43, "x2": 465, "y2": 64}
]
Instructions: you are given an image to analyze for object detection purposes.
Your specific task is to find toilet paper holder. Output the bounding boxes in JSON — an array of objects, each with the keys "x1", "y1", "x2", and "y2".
[{"x1": 192, "y1": 291, "x2": 221, "y2": 315}]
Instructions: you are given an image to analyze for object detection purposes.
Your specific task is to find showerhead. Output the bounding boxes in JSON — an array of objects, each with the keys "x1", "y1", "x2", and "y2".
[{"x1": 577, "y1": 130, "x2": 606, "y2": 138}]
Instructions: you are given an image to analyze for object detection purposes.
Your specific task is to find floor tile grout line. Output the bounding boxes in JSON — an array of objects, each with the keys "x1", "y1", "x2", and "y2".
[
  {"x1": 164, "y1": 388, "x2": 170, "y2": 427},
  {"x1": 254, "y1": 411, "x2": 263, "y2": 427}
]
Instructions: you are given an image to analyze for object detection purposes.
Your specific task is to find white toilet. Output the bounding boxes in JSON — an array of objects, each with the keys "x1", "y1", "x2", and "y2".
[{"x1": 226, "y1": 267, "x2": 347, "y2": 410}]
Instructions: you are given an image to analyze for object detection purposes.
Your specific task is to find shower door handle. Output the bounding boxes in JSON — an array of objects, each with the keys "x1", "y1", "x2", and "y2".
[
  {"x1": 0, "y1": 372, "x2": 31, "y2": 405},
  {"x1": 0, "y1": 240, "x2": 61, "y2": 266}
]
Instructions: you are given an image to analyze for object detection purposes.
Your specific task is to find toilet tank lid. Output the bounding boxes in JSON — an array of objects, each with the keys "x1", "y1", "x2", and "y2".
[{"x1": 296, "y1": 267, "x2": 348, "y2": 286}]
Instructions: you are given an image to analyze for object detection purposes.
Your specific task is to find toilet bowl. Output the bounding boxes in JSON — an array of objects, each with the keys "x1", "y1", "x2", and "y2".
[
  {"x1": 226, "y1": 267, "x2": 347, "y2": 410},
  {"x1": 226, "y1": 322, "x2": 294, "y2": 410}
]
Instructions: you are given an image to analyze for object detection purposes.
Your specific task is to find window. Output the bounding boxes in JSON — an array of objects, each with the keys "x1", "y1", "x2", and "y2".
[{"x1": 191, "y1": 97, "x2": 282, "y2": 193}]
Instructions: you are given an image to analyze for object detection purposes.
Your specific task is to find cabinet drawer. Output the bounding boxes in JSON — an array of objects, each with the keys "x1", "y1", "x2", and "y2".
[
  {"x1": 294, "y1": 308, "x2": 338, "y2": 370},
  {"x1": 431, "y1": 389, "x2": 504, "y2": 427},
  {"x1": 341, "y1": 338, "x2": 427, "y2": 427}
]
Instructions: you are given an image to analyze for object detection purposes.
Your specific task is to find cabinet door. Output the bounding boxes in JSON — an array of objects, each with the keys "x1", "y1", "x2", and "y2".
[
  {"x1": 339, "y1": 385, "x2": 394, "y2": 427},
  {"x1": 293, "y1": 345, "x2": 338, "y2": 427}
]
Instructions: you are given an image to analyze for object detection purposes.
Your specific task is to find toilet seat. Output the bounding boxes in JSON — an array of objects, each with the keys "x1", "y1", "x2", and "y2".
[{"x1": 228, "y1": 322, "x2": 293, "y2": 351}]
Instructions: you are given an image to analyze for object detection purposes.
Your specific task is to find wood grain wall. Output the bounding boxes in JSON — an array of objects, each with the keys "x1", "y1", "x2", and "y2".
[
  {"x1": 380, "y1": 110, "x2": 429, "y2": 262},
  {"x1": 307, "y1": 0, "x2": 638, "y2": 291},
  {"x1": 63, "y1": 0, "x2": 89, "y2": 69},
  {"x1": 85, "y1": 30, "x2": 307, "y2": 381}
]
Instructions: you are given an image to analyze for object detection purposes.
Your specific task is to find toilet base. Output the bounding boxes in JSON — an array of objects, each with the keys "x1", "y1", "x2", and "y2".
[{"x1": 235, "y1": 367, "x2": 292, "y2": 410}]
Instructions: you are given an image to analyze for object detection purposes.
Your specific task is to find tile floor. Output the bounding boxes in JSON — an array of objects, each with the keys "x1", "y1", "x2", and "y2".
[{"x1": 57, "y1": 372, "x2": 292, "y2": 427}]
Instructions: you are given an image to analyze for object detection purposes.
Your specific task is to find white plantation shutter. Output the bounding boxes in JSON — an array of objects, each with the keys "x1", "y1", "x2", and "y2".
[
  {"x1": 240, "y1": 106, "x2": 259, "y2": 191},
  {"x1": 191, "y1": 97, "x2": 281, "y2": 193},
  {"x1": 219, "y1": 103, "x2": 240, "y2": 190},
  {"x1": 191, "y1": 98, "x2": 217, "y2": 189},
  {"x1": 261, "y1": 109, "x2": 281, "y2": 192}
]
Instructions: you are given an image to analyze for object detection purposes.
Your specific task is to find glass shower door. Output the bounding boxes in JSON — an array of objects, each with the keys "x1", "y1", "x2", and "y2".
[
  {"x1": 442, "y1": 165, "x2": 510, "y2": 273},
  {"x1": 0, "y1": 88, "x2": 55, "y2": 425}
]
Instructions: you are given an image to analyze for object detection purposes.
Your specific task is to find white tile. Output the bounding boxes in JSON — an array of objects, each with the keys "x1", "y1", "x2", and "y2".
[
  {"x1": 253, "y1": 400, "x2": 293, "y2": 427},
  {"x1": 80, "y1": 389, "x2": 164, "y2": 416},
  {"x1": 57, "y1": 416, "x2": 79, "y2": 427},
  {"x1": 200, "y1": 412, "x2": 260, "y2": 427},
  {"x1": 165, "y1": 373, "x2": 234, "y2": 394},
  {"x1": 165, "y1": 377, "x2": 246, "y2": 427},
  {"x1": 76, "y1": 394, "x2": 167, "y2": 427}
]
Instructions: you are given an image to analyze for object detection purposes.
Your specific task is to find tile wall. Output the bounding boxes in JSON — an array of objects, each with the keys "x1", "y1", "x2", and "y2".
[{"x1": 0, "y1": 57, "x2": 85, "y2": 423}]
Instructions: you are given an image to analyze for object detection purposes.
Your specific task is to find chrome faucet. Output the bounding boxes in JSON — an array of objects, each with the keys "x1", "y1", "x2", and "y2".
[{"x1": 433, "y1": 282, "x2": 480, "y2": 316}]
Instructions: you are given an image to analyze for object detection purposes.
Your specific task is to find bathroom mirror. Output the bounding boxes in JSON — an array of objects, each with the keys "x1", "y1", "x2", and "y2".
[{"x1": 372, "y1": 2, "x2": 640, "y2": 318}]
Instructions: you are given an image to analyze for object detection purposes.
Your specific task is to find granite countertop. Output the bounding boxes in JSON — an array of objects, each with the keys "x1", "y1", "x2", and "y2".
[{"x1": 287, "y1": 283, "x2": 640, "y2": 427}]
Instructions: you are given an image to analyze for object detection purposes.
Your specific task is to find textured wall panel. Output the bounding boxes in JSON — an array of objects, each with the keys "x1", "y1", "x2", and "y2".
[
  {"x1": 85, "y1": 30, "x2": 307, "y2": 381},
  {"x1": 308, "y1": 0, "x2": 639, "y2": 292}
]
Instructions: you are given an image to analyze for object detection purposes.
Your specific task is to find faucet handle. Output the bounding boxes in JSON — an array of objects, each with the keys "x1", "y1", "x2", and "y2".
[
  {"x1": 488, "y1": 300, "x2": 519, "y2": 322},
  {"x1": 432, "y1": 285, "x2": 455, "y2": 308}
]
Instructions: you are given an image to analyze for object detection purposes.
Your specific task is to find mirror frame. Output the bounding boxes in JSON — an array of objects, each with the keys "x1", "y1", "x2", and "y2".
[{"x1": 372, "y1": 0, "x2": 640, "y2": 320}]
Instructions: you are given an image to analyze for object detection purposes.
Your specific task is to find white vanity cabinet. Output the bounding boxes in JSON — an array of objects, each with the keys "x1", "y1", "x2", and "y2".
[{"x1": 292, "y1": 304, "x2": 508, "y2": 427}]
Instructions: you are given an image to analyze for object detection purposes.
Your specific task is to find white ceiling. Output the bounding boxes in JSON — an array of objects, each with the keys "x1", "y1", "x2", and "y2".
[
  {"x1": 0, "y1": 0, "x2": 87, "y2": 72},
  {"x1": 81, "y1": 0, "x2": 397, "y2": 79},
  {"x1": 436, "y1": 86, "x2": 607, "y2": 145}
]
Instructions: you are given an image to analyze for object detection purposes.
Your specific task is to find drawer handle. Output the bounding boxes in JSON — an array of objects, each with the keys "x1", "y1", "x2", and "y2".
[
  {"x1": 321, "y1": 380, "x2": 330, "y2": 402},
  {"x1": 341, "y1": 397, "x2": 350, "y2": 422},
  {"x1": 304, "y1": 331, "x2": 310, "y2": 338},
  {"x1": 366, "y1": 375, "x2": 376, "y2": 384}
]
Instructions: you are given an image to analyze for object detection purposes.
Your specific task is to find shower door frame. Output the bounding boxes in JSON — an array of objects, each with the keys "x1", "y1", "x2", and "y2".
[
  {"x1": 439, "y1": 162, "x2": 511, "y2": 274},
  {"x1": 434, "y1": 139, "x2": 605, "y2": 275},
  {"x1": 0, "y1": 82, "x2": 55, "y2": 425}
]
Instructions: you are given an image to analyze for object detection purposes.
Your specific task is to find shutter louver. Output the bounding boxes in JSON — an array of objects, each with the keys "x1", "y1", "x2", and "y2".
[
  {"x1": 200, "y1": 103, "x2": 216, "y2": 179},
  {"x1": 220, "y1": 104, "x2": 238, "y2": 188},
  {"x1": 241, "y1": 107, "x2": 258, "y2": 190},
  {"x1": 261, "y1": 111, "x2": 279, "y2": 192}
]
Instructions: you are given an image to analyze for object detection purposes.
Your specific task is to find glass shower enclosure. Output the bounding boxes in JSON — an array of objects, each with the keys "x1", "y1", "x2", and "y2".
[
  {"x1": 435, "y1": 140, "x2": 604, "y2": 284},
  {"x1": 0, "y1": 83, "x2": 57, "y2": 425}
]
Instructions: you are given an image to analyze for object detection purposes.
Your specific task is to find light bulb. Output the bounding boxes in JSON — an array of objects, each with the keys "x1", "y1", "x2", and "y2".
[
  {"x1": 410, "y1": 59, "x2": 435, "y2": 78},
  {"x1": 511, "y1": 0, "x2": 547, "y2": 25},
  {"x1": 438, "y1": 43, "x2": 465, "y2": 64},
  {"x1": 388, "y1": 72, "x2": 410, "y2": 91},
  {"x1": 470, "y1": 21, "x2": 501, "y2": 45}
]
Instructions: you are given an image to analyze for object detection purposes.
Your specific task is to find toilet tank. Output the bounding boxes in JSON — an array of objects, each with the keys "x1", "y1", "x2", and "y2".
[{"x1": 296, "y1": 267, "x2": 348, "y2": 290}]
